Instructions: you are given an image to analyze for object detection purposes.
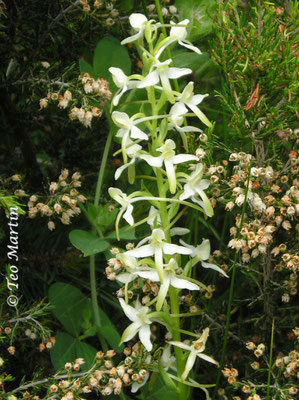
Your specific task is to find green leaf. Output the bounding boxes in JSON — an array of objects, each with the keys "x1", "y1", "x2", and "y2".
[
  {"x1": 69, "y1": 229, "x2": 109, "y2": 256},
  {"x1": 138, "y1": 373, "x2": 179, "y2": 400},
  {"x1": 158, "y1": 360, "x2": 179, "y2": 394},
  {"x1": 49, "y1": 282, "x2": 91, "y2": 336},
  {"x1": 120, "y1": 0, "x2": 134, "y2": 12},
  {"x1": 50, "y1": 332, "x2": 97, "y2": 371},
  {"x1": 105, "y1": 227, "x2": 136, "y2": 240},
  {"x1": 93, "y1": 36, "x2": 131, "y2": 88},
  {"x1": 79, "y1": 58, "x2": 95, "y2": 78},
  {"x1": 172, "y1": 50, "x2": 210, "y2": 70},
  {"x1": 100, "y1": 325, "x2": 123, "y2": 351},
  {"x1": 175, "y1": 0, "x2": 217, "y2": 41},
  {"x1": 88, "y1": 203, "x2": 118, "y2": 231}
]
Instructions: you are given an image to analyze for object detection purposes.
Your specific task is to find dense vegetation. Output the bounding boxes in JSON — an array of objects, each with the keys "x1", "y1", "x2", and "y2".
[{"x1": 0, "y1": 1, "x2": 298, "y2": 399}]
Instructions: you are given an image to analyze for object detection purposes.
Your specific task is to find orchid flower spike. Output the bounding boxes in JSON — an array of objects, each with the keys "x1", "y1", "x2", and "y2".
[
  {"x1": 124, "y1": 228, "x2": 192, "y2": 282},
  {"x1": 121, "y1": 13, "x2": 148, "y2": 45},
  {"x1": 155, "y1": 19, "x2": 202, "y2": 59},
  {"x1": 138, "y1": 258, "x2": 200, "y2": 311},
  {"x1": 168, "y1": 328, "x2": 218, "y2": 381},
  {"x1": 119, "y1": 298, "x2": 153, "y2": 352},
  {"x1": 175, "y1": 82, "x2": 211, "y2": 127},
  {"x1": 137, "y1": 59, "x2": 192, "y2": 104},
  {"x1": 179, "y1": 163, "x2": 214, "y2": 217},
  {"x1": 179, "y1": 238, "x2": 229, "y2": 278},
  {"x1": 139, "y1": 139, "x2": 198, "y2": 194}
]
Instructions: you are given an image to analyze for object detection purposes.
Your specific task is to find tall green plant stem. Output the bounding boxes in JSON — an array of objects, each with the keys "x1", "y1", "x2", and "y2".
[
  {"x1": 266, "y1": 320, "x2": 275, "y2": 400},
  {"x1": 89, "y1": 125, "x2": 114, "y2": 351}
]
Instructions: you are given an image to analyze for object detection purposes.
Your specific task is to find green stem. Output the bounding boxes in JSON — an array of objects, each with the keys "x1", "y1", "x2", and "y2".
[
  {"x1": 89, "y1": 126, "x2": 114, "y2": 351},
  {"x1": 266, "y1": 320, "x2": 275, "y2": 400},
  {"x1": 212, "y1": 168, "x2": 251, "y2": 398},
  {"x1": 169, "y1": 287, "x2": 190, "y2": 400}
]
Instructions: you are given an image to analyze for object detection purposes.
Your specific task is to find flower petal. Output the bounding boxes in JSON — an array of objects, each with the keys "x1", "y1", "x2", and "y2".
[
  {"x1": 170, "y1": 227, "x2": 190, "y2": 236},
  {"x1": 178, "y1": 40, "x2": 202, "y2": 54},
  {"x1": 197, "y1": 353, "x2": 219, "y2": 365},
  {"x1": 181, "y1": 351, "x2": 197, "y2": 381},
  {"x1": 195, "y1": 188, "x2": 214, "y2": 217},
  {"x1": 167, "y1": 67, "x2": 192, "y2": 79},
  {"x1": 119, "y1": 298, "x2": 138, "y2": 322},
  {"x1": 112, "y1": 111, "x2": 131, "y2": 129},
  {"x1": 131, "y1": 125, "x2": 148, "y2": 141},
  {"x1": 123, "y1": 203, "x2": 134, "y2": 226},
  {"x1": 129, "y1": 13, "x2": 148, "y2": 30},
  {"x1": 196, "y1": 239, "x2": 210, "y2": 260},
  {"x1": 163, "y1": 242, "x2": 192, "y2": 255},
  {"x1": 170, "y1": 276, "x2": 200, "y2": 291},
  {"x1": 139, "y1": 154, "x2": 163, "y2": 168},
  {"x1": 187, "y1": 102, "x2": 212, "y2": 128},
  {"x1": 179, "y1": 183, "x2": 195, "y2": 201},
  {"x1": 121, "y1": 32, "x2": 143, "y2": 45},
  {"x1": 160, "y1": 71, "x2": 175, "y2": 104},
  {"x1": 172, "y1": 154, "x2": 198, "y2": 164},
  {"x1": 156, "y1": 275, "x2": 171, "y2": 311},
  {"x1": 137, "y1": 70, "x2": 159, "y2": 88},
  {"x1": 116, "y1": 273, "x2": 136, "y2": 284},
  {"x1": 190, "y1": 93, "x2": 209, "y2": 106},
  {"x1": 121, "y1": 321, "x2": 141, "y2": 342},
  {"x1": 139, "y1": 324, "x2": 152, "y2": 352},
  {"x1": 168, "y1": 340, "x2": 191, "y2": 351},
  {"x1": 115, "y1": 158, "x2": 135, "y2": 180},
  {"x1": 201, "y1": 261, "x2": 229, "y2": 278},
  {"x1": 126, "y1": 244, "x2": 154, "y2": 258},
  {"x1": 137, "y1": 270, "x2": 160, "y2": 281},
  {"x1": 164, "y1": 158, "x2": 176, "y2": 194}
]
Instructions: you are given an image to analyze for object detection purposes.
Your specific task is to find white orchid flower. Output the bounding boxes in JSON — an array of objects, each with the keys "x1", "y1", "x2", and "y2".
[
  {"x1": 175, "y1": 82, "x2": 211, "y2": 127},
  {"x1": 114, "y1": 138, "x2": 142, "y2": 180},
  {"x1": 155, "y1": 19, "x2": 202, "y2": 59},
  {"x1": 137, "y1": 59, "x2": 192, "y2": 103},
  {"x1": 179, "y1": 238, "x2": 229, "y2": 278},
  {"x1": 108, "y1": 187, "x2": 135, "y2": 226},
  {"x1": 161, "y1": 344, "x2": 176, "y2": 371},
  {"x1": 109, "y1": 67, "x2": 140, "y2": 106},
  {"x1": 147, "y1": 206, "x2": 190, "y2": 238},
  {"x1": 168, "y1": 328, "x2": 218, "y2": 381},
  {"x1": 168, "y1": 103, "x2": 203, "y2": 133},
  {"x1": 121, "y1": 13, "x2": 148, "y2": 45},
  {"x1": 125, "y1": 228, "x2": 192, "y2": 282},
  {"x1": 179, "y1": 163, "x2": 213, "y2": 217},
  {"x1": 115, "y1": 253, "x2": 142, "y2": 284},
  {"x1": 138, "y1": 258, "x2": 200, "y2": 311},
  {"x1": 119, "y1": 298, "x2": 153, "y2": 352},
  {"x1": 139, "y1": 139, "x2": 198, "y2": 194},
  {"x1": 112, "y1": 111, "x2": 149, "y2": 163}
]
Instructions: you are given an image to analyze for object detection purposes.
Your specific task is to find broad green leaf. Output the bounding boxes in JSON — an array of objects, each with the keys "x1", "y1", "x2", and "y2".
[
  {"x1": 176, "y1": 0, "x2": 217, "y2": 41},
  {"x1": 172, "y1": 50, "x2": 210, "y2": 71},
  {"x1": 120, "y1": 0, "x2": 134, "y2": 12},
  {"x1": 50, "y1": 332, "x2": 97, "y2": 371},
  {"x1": 138, "y1": 373, "x2": 179, "y2": 400},
  {"x1": 49, "y1": 282, "x2": 91, "y2": 336},
  {"x1": 105, "y1": 227, "x2": 136, "y2": 240},
  {"x1": 100, "y1": 325, "x2": 123, "y2": 351},
  {"x1": 79, "y1": 58, "x2": 95, "y2": 78},
  {"x1": 69, "y1": 229, "x2": 109, "y2": 256},
  {"x1": 93, "y1": 37, "x2": 131, "y2": 87}
]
